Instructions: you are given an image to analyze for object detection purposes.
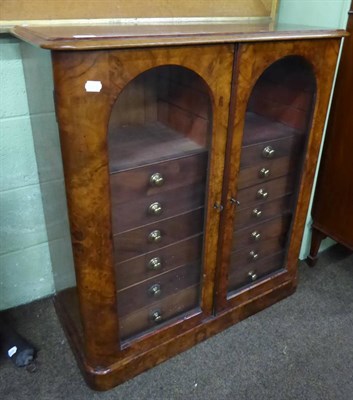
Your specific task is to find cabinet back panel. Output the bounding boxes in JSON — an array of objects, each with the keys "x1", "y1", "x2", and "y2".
[
  {"x1": 247, "y1": 56, "x2": 316, "y2": 132},
  {"x1": 109, "y1": 66, "x2": 211, "y2": 146}
]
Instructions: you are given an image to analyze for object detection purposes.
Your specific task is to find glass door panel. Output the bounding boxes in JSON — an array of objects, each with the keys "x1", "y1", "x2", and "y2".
[
  {"x1": 228, "y1": 56, "x2": 316, "y2": 295},
  {"x1": 107, "y1": 66, "x2": 213, "y2": 341}
]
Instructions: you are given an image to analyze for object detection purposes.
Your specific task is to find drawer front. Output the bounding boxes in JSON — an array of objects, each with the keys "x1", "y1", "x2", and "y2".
[
  {"x1": 228, "y1": 252, "x2": 285, "y2": 292},
  {"x1": 117, "y1": 262, "x2": 200, "y2": 317},
  {"x1": 110, "y1": 152, "x2": 208, "y2": 205},
  {"x1": 240, "y1": 135, "x2": 303, "y2": 168},
  {"x1": 234, "y1": 195, "x2": 292, "y2": 230},
  {"x1": 237, "y1": 175, "x2": 295, "y2": 210},
  {"x1": 112, "y1": 183, "x2": 205, "y2": 234},
  {"x1": 115, "y1": 234, "x2": 203, "y2": 290},
  {"x1": 232, "y1": 214, "x2": 291, "y2": 251},
  {"x1": 119, "y1": 285, "x2": 199, "y2": 340},
  {"x1": 114, "y1": 208, "x2": 204, "y2": 263},
  {"x1": 238, "y1": 155, "x2": 297, "y2": 190},
  {"x1": 229, "y1": 237, "x2": 286, "y2": 272}
]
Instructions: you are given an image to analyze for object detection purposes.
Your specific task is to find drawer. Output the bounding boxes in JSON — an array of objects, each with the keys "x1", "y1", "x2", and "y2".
[
  {"x1": 110, "y1": 152, "x2": 208, "y2": 205},
  {"x1": 112, "y1": 183, "x2": 205, "y2": 234},
  {"x1": 119, "y1": 285, "x2": 199, "y2": 340},
  {"x1": 114, "y1": 208, "x2": 204, "y2": 263},
  {"x1": 117, "y1": 261, "x2": 200, "y2": 317},
  {"x1": 238, "y1": 155, "x2": 298, "y2": 190},
  {"x1": 236, "y1": 175, "x2": 295, "y2": 210},
  {"x1": 115, "y1": 234, "x2": 203, "y2": 290},
  {"x1": 232, "y1": 214, "x2": 292, "y2": 251},
  {"x1": 228, "y1": 252, "x2": 285, "y2": 293},
  {"x1": 240, "y1": 135, "x2": 303, "y2": 168},
  {"x1": 234, "y1": 195, "x2": 292, "y2": 230},
  {"x1": 229, "y1": 236, "x2": 286, "y2": 272}
]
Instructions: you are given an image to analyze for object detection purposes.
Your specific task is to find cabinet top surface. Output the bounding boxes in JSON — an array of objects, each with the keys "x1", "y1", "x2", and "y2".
[{"x1": 11, "y1": 22, "x2": 347, "y2": 50}]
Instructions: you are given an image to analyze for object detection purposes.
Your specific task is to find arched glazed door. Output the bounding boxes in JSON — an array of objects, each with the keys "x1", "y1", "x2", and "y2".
[
  {"x1": 216, "y1": 40, "x2": 338, "y2": 311},
  {"x1": 108, "y1": 65, "x2": 214, "y2": 340}
]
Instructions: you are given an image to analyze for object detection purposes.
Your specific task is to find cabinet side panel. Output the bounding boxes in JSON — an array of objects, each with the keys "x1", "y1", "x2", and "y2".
[{"x1": 51, "y1": 50, "x2": 121, "y2": 365}]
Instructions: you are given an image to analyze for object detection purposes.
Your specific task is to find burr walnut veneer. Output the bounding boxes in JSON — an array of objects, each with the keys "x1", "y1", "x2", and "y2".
[{"x1": 12, "y1": 23, "x2": 346, "y2": 390}]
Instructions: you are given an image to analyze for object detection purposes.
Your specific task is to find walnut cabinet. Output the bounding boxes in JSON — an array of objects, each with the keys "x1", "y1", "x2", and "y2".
[{"x1": 13, "y1": 24, "x2": 345, "y2": 390}]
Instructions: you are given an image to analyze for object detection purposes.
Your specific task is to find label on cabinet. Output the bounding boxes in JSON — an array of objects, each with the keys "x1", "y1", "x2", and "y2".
[{"x1": 85, "y1": 80, "x2": 102, "y2": 92}]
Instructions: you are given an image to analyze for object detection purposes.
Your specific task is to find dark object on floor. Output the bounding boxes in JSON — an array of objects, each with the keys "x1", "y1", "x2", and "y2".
[{"x1": 0, "y1": 317, "x2": 36, "y2": 367}]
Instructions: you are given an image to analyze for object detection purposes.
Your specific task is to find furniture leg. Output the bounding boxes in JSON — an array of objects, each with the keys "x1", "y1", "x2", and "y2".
[{"x1": 306, "y1": 227, "x2": 327, "y2": 267}]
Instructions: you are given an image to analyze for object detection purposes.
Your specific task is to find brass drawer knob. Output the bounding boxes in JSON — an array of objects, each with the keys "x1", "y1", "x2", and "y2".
[
  {"x1": 148, "y1": 230, "x2": 162, "y2": 243},
  {"x1": 151, "y1": 310, "x2": 162, "y2": 323},
  {"x1": 148, "y1": 283, "x2": 162, "y2": 297},
  {"x1": 148, "y1": 257, "x2": 162, "y2": 271},
  {"x1": 259, "y1": 167, "x2": 270, "y2": 178},
  {"x1": 257, "y1": 188, "x2": 268, "y2": 199},
  {"x1": 251, "y1": 231, "x2": 261, "y2": 241},
  {"x1": 248, "y1": 271, "x2": 258, "y2": 281},
  {"x1": 252, "y1": 208, "x2": 262, "y2": 218},
  {"x1": 230, "y1": 197, "x2": 240, "y2": 206},
  {"x1": 249, "y1": 250, "x2": 259, "y2": 261},
  {"x1": 148, "y1": 202, "x2": 163, "y2": 216},
  {"x1": 262, "y1": 146, "x2": 275, "y2": 159},
  {"x1": 150, "y1": 172, "x2": 164, "y2": 187}
]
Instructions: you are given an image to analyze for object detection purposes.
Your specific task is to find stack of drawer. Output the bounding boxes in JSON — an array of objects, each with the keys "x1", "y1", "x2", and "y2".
[
  {"x1": 228, "y1": 116, "x2": 306, "y2": 292},
  {"x1": 109, "y1": 150, "x2": 208, "y2": 340}
]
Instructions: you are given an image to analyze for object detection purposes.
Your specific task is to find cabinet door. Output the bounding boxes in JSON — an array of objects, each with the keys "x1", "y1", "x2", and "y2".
[
  {"x1": 108, "y1": 64, "x2": 215, "y2": 341},
  {"x1": 215, "y1": 40, "x2": 340, "y2": 311},
  {"x1": 52, "y1": 45, "x2": 233, "y2": 357}
]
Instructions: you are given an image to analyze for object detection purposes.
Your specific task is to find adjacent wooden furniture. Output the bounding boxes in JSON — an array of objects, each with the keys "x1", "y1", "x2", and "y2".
[
  {"x1": 307, "y1": 3, "x2": 353, "y2": 266},
  {"x1": 13, "y1": 22, "x2": 346, "y2": 390}
]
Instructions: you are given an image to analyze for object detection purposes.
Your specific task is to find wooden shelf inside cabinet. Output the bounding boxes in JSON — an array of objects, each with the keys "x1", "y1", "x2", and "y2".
[
  {"x1": 243, "y1": 112, "x2": 305, "y2": 146},
  {"x1": 16, "y1": 20, "x2": 346, "y2": 391},
  {"x1": 108, "y1": 122, "x2": 207, "y2": 172}
]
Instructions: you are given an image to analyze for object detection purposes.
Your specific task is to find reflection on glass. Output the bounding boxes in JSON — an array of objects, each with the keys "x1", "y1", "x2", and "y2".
[
  {"x1": 228, "y1": 57, "x2": 316, "y2": 294},
  {"x1": 107, "y1": 66, "x2": 212, "y2": 340}
]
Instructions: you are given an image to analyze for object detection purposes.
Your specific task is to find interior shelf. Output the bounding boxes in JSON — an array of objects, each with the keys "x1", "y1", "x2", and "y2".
[
  {"x1": 108, "y1": 121, "x2": 207, "y2": 172},
  {"x1": 108, "y1": 113, "x2": 302, "y2": 172},
  {"x1": 243, "y1": 112, "x2": 303, "y2": 146}
]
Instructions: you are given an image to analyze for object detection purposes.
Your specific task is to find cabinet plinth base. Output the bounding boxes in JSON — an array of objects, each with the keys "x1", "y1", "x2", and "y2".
[{"x1": 54, "y1": 279, "x2": 296, "y2": 391}]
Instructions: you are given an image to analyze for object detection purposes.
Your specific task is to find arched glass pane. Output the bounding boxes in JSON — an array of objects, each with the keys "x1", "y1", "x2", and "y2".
[
  {"x1": 228, "y1": 56, "x2": 316, "y2": 294},
  {"x1": 107, "y1": 66, "x2": 213, "y2": 341}
]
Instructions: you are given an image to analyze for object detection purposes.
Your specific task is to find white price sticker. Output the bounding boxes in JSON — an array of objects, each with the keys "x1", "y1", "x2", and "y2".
[{"x1": 85, "y1": 80, "x2": 103, "y2": 93}]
